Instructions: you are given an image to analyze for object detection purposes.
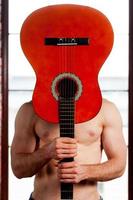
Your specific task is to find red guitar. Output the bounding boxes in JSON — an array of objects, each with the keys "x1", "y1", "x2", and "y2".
[{"x1": 20, "y1": 4, "x2": 114, "y2": 200}]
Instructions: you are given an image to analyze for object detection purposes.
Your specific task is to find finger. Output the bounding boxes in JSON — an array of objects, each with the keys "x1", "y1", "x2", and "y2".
[
  {"x1": 58, "y1": 168, "x2": 78, "y2": 174},
  {"x1": 56, "y1": 143, "x2": 77, "y2": 150},
  {"x1": 57, "y1": 148, "x2": 77, "y2": 154},
  {"x1": 63, "y1": 143, "x2": 77, "y2": 149},
  {"x1": 57, "y1": 153, "x2": 77, "y2": 159},
  {"x1": 61, "y1": 137, "x2": 77, "y2": 144},
  {"x1": 59, "y1": 173, "x2": 76, "y2": 179}
]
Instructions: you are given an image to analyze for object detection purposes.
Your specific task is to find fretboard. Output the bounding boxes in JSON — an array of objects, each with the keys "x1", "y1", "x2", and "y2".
[{"x1": 58, "y1": 97, "x2": 75, "y2": 200}]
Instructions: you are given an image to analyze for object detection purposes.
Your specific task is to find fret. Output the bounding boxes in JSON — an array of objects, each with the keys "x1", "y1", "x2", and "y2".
[
  {"x1": 59, "y1": 107, "x2": 74, "y2": 109},
  {"x1": 60, "y1": 130, "x2": 74, "y2": 132},
  {"x1": 61, "y1": 198, "x2": 73, "y2": 200},
  {"x1": 59, "y1": 107, "x2": 74, "y2": 110},
  {"x1": 60, "y1": 122, "x2": 74, "y2": 124},
  {"x1": 59, "y1": 114, "x2": 74, "y2": 116},
  {"x1": 60, "y1": 131, "x2": 74, "y2": 134},
  {"x1": 60, "y1": 120, "x2": 74, "y2": 123},
  {"x1": 60, "y1": 110, "x2": 74, "y2": 112},
  {"x1": 59, "y1": 105, "x2": 74, "y2": 107},
  {"x1": 61, "y1": 192, "x2": 73, "y2": 193},
  {"x1": 60, "y1": 124, "x2": 74, "y2": 127},
  {"x1": 60, "y1": 103, "x2": 74, "y2": 106},
  {"x1": 60, "y1": 98, "x2": 74, "y2": 100},
  {"x1": 60, "y1": 128, "x2": 74, "y2": 130},
  {"x1": 60, "y1": 119, "x2": 74, "y2": 122},
  {"x1": 59, "y1": 102, "x2": 74, "y2": 104},
  {"x1": 60, "y1": 104, "x2": 74, "y2": 106},
  {"x1": 60, "y1": 122, "x2": 74, "y2": 125},
  {"x1": 61, "y1": 132, "x2": 72, "y2": 135},
  {"x1": 61, "y1": 191, "x2": 73, "y2": 192},
  {"x1": 59, "y1": 111, "x2": 74, "y2": 113},
  {"x1": 60, "y1": 118, "x2": 74, "y2": 121},
  {"x1": 61, "y1": 195, "x2": 73, "y2": 198},
  {"x1": 60, "y1": 123, "x2": 74, "y2": 126},
  {"x1": 60, "y1": 132, "x2": 74, "y2": 135},
  {"x1": 60, "y1": 119, "x2": 74, "y2": 121},
  {"x1": 60, "y1": 135, "x2": 74, "y2": 138},
  {"x1": 60, "y1": 133, "x2": 74, "y2": 136},
  {"x1": 60, "y1": 110, "x2": 74, "y2": 115},
  {"x1": 59, "y1": 103, "x2": 74, "y2": 105},
  {"x1": 60, "y1": 116, "x2": 74, "y2": 118},
  {"x1": 60, "y1": 126, "x2": 74, "y2": 132}
]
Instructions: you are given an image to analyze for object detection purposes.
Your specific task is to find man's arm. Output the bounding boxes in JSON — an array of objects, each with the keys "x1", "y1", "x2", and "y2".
[
  {"x1": 58, "y1": 101, "x2": 127, "y2": 183},
  {"x1": 11, "y1": 102, "x2": 50, "y2": 178},
  {"x1": 11, "y1": 102, "x2": 77, "y2": 179}
]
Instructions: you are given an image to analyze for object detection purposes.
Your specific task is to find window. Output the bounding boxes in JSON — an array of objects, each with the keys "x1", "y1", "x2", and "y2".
[{"x1": 8, "y1": 1, "x2": 129, "y2": 199}]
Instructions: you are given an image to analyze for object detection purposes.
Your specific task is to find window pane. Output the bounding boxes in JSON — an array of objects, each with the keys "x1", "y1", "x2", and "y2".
[{"x1": 9, "y1": 0, "x2": 129, "y2": 34}]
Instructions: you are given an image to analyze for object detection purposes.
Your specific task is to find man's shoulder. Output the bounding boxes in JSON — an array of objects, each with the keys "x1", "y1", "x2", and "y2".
[
  {"x1": 19, "y1": 101, "x2": 34, "y2": 111},
  {"x1": 102, "y1": 98, "x2": 117, "y2": 110},
  {"x1": 102, "y1": 98, "x2": 122, "y2": 125},
  {"x1": 16, "y1": 101, "x2": 35, "y2": 119}
]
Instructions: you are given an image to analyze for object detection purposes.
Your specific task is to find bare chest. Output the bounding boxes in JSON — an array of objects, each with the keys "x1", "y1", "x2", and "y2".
[{"x1": 34, "y1": 116, "x2": 103, "y2": 146}]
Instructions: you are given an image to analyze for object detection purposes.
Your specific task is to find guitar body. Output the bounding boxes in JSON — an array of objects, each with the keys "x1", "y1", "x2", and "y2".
[{"x1": 20, "y1": 4, "x2": 114, "y2": 123}]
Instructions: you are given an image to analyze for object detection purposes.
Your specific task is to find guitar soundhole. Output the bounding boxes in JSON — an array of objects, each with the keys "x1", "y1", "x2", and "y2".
[{"x1": 57, "y1": 78, "x2": 78, "y2": 98}]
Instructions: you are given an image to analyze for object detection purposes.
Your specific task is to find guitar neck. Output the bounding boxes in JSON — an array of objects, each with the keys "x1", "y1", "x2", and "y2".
[
  {"x1": 59, "y1": 97, "x2": 75, "y2": 137},
  {"x1": 58, "y1": 97, "x2": 75, "y2": 200}
]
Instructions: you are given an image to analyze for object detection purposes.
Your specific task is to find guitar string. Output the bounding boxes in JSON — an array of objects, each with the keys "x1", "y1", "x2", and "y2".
[
  {"x1": 70, "y1": 42, "x2": 73, "y2": 199},
  {"x1": 66, "y1": 41, "x2": 71, "y2": 199},
  {"x1": 68, "y1": 42, "x2": 70, "y2": 199},
  {"x1": 66, "y1": 42, "x2": 71, "y2": 200},
  {"x1": 61, "y1": 39, "x2": 74, "y2": 198}
]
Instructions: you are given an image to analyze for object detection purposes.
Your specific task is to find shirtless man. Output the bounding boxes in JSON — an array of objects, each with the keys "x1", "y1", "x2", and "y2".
[{"x1": 11, "y1": 98, "x2": 127, "y2": 200}]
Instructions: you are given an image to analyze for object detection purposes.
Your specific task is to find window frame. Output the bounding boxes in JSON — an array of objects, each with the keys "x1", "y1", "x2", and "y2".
[
  {"x1": 129, "y1": 0, "x2": 133, "y2": 199},
  {"x1": 1, "y1": 0, "x2": 8, "y2": 199}
]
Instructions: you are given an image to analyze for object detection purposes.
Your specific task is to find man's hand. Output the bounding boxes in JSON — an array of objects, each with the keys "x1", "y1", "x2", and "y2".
[
  {"x1": 48, "y1": 137, "x2": 77, "y2": 160},
  {"x1": 57, "y1": 161, "x2": 87, "y2": 183}
]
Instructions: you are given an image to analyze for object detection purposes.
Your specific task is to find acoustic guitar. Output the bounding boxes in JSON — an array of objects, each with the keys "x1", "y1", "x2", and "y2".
[{"x1": 20, "y1": 4, "x2": 114, "y2": 200}]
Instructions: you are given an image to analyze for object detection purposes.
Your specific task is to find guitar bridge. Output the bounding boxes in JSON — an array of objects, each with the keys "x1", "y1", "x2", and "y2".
[{"x1": 45, "y1": 38, "x2": 89, "y2": 46}]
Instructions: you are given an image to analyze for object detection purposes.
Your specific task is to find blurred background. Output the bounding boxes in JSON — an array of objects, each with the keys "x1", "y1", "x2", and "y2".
[{"x1": 8, "y1": 0, "x2": 129, "y2": 199}]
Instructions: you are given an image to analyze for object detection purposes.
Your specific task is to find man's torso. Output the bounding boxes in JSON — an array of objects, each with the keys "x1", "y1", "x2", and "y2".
[{"x1": 32, "y1": 101, "x2": 104, "y2": 200}]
